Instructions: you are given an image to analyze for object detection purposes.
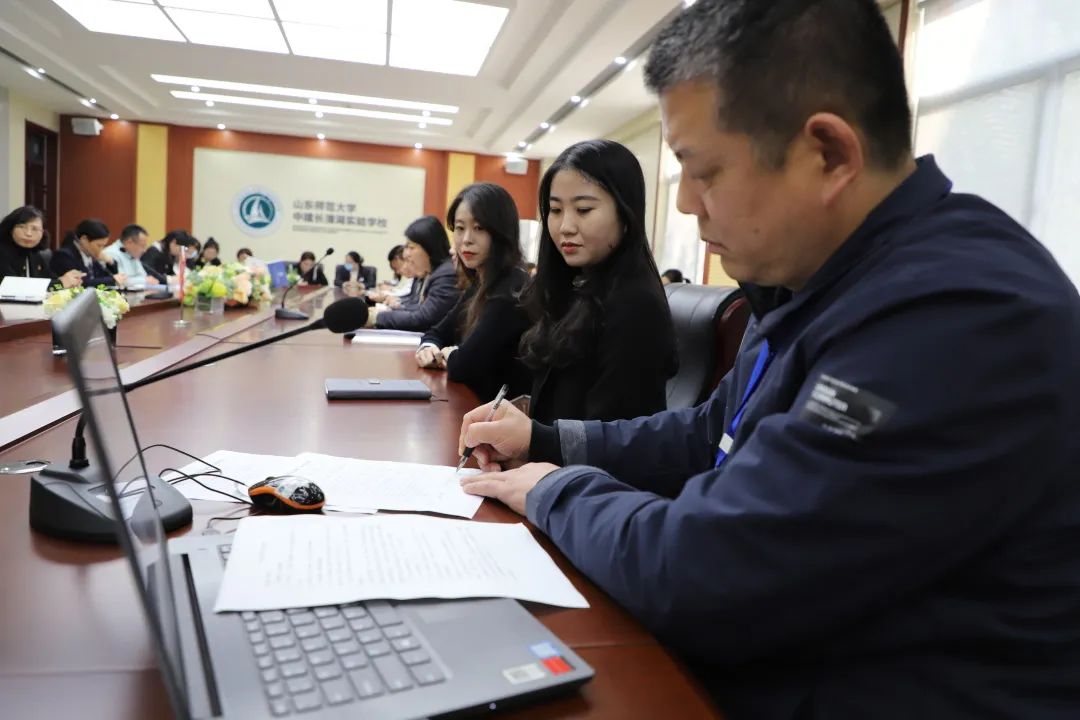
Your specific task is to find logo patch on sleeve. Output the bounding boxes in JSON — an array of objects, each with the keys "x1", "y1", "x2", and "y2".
[{"x1": 800, "y1": 374, "x2": 896, "y2": 440}]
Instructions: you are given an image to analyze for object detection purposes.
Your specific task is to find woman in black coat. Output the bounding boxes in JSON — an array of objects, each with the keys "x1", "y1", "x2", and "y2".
[
  {"x1": 50, "y1": 218, "x2": 125, "y2": 289},
  {"x1": 519, "y1": 139, "x2": 677, "y2": 424},
  {"x1": 0, "y1": 206, "x2": 82, "y2": 288},
  {"x1": 296, "y1": 251, "x2": 329, "y2": 286},
  {"x1": 418, "y1": 183, "x2": 532, "y2": 402}
]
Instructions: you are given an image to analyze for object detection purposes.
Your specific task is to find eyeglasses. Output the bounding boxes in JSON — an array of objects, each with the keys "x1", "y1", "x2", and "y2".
[{"x1": 15, "y1": 224, "x2": 44, "y2": 235}]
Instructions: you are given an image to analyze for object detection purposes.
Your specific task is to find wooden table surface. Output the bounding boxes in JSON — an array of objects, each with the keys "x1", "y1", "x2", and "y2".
[{"x1": 0, "y1": 290, "x2": 721, "y2": 719}]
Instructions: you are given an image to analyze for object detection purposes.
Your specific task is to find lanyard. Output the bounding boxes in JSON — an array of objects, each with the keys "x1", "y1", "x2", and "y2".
[{"x1": 715, "y1": 339, "x2": 774, "y2": 469}]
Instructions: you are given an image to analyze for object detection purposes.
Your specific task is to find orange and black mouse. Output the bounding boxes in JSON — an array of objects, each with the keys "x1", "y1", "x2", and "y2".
[{"x1": 248, "y1": 476, "x2": 326, "y2": 514}]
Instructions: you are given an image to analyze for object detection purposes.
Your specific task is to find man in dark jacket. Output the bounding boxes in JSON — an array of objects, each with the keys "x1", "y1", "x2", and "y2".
[{"x1": 457, "y1": 1, "x2": 1080, "y2": 718}]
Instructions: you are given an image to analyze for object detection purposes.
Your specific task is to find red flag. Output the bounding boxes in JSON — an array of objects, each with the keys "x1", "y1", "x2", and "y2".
[{"x1": 177, "y1": 255, "x2": 185, "y2": 300}]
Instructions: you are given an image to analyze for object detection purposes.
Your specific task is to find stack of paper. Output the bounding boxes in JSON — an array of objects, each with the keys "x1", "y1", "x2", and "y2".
[
  {"x1": 214, "y1": 514, "x2": 590, "y2": 611},
  {"x1": 349, "y1": 329, "x2": 423, "y2": 347},
  {"x1": 165, "y1": 450, "x2": 482, "y2": 517}
]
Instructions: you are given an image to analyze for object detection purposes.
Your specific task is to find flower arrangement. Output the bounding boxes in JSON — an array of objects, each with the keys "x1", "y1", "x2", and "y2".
[
  {"x1": 182, "y1": 262, "x2": 272, "y2": 308},
  {"x1": 43, "y1": 286, "x2": 131, "y2": 329}
]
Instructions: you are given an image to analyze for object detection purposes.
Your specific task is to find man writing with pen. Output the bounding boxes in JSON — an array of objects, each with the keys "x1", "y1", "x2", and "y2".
[{"x1": 454, "y1": 1, "x2": 1080, "y2": 719}]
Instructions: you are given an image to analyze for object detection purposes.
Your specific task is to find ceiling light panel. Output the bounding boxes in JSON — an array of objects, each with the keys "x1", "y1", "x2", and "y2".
[
  {"x1": 171, "y1": 90, "x2": 454, "y2": 124},
  {"x1": 272, "y1": 0, "x2": 388, "y2": 28},
  {"x1": 165, "y1": 8, "x2": 288, "y2": 53},
  {"x1": 152, "y1": 74, "x2": 459, "y2": 113},
  {"x1": 51, "y1": 0, "x2": 186, "y2": 42},
  {"x1": 161, "y1": 0, "x2": 273, "y2": 18},
  {"x1": 283, "y1": 23, "x2": 386, "y2": 64},
  {"x1": 390, "y1": 0, "x2": 507, "y2": 76}
]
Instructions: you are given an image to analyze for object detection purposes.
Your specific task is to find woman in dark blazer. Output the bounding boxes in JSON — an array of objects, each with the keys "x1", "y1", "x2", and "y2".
[
  {"x1": 50, "y1": 218, "x2": 125, "y2": 289},
  {"x1": 519, "y1": 139, "x2": 677, "y2": 424},
  {"x1": 296, "y1": 251, "x2": 329, "y2": 286},
  {"x1": 367, "y1": 215, "x2": 461, "y2": 332},
  {"x1": 142, "y1": 229, "x2": 192, "y2": 283},
  {"x1": 0, "y1": 206, "x2": 82, "y2": 288},
  {"x1": 418, "y1": 183, "x2": 532, "y2": 402}
]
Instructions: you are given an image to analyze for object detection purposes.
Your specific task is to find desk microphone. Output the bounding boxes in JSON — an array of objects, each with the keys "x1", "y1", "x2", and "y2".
[
  {"x1": 30, "y1": 298, "x2": 367, "y2": 543},
  {"x1": 276, "y1": 247, "x2": 333, "y2": 321}
]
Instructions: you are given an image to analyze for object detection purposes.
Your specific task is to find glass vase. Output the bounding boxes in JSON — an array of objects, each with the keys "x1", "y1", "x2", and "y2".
[{"x1": 195, "y1": 295, "x2": 225, "y2": 315}]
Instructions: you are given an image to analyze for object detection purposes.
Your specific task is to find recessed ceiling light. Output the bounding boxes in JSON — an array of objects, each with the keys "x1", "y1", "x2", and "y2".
[
  {"x1": 217, "y1": 123, "x2": 226, "y2": 129},
  {"x1": 539, "y1": 121, "x2": 549, "y2": 129},
  {"x1": 36, "y1": 67, "x2": 46, "y2": 74},
  {"x1": 79, "y1": 98, "x2": 92, "y2": 107},
  {"x1": 422, "y1": 110, "x2": 431, "y2": 117},
  {"x1": 517, "y1": 141, "x2": 526, "y2": 148},
  {"x1": 317, "y1": 132, "x2": 326, "y2": 140},
  {"x1": 624, "y1": 58, "x2": 638, "y2": 73},
  {"x1": 570, "y1": 95, "x2": 581, "y2": 103},
  {"x1": 390, "y1": 0, "x2": 508, "y2": 76},
  {"x1": 171, "y1": 90, "x2": 453, "y2": 124},
  {"x1": 614, "y1": 56, "x2": 627, "y2": 65},
  {"x1": 579, "y1": 98, "x2": 590, "y2": 108},
  {"x1": 283, "y1": 22, "x2": 386, "y2": 64},
  {"x1": 152, "y1": 74, "x2": 459, "y2": 114},
  {"x1": 418, "y1": 122, "x2": 426, "y2": 129},
  {"x1": 308, "y1": 98, "x2": 317, "y2": 104},
  {"x1": 548, "y1": 124, "x2": 557, "y2": 132},
  {"x1": 414, "y1": 143, "x2": 423, "y2": 149},
  {"x1": 51, "y1": 0, "x2": 186, "y2": 42},
  {"x1": 191, "y1": 85, "x2": 200, "y2": 92},
  {"x1": 683, "y1": 0, "x2": 698, "y2": 5},
  {"x1": 110, "y1": 113, "x2": 120, "y2": 120},
  {"x1": 525, "y1": 143, "x2": 532, "y2": 151},
  {"x1": 24, "y1": 67, "x2": 42, "y2": 79},
  {"x1": 205, "y1": 99, "x2": 214, "y2": 107},
  {"x1": 89, "y1": 98, "x2": 97, "y2": 104},
  {"x1": 315, "y1": 110, "x2": 324, "y2": 118},
  {"x1": 162, "y1": 0, "x2": 273, "y2": 19},
  {"x1": 164, "y1": 7, "x2": 288, "y2": 53}
]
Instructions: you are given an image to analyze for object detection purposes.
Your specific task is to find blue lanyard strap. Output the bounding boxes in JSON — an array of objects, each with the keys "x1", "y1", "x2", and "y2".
[{"x1": 715, "y1": 339, "x2": 773, "y2": 469}]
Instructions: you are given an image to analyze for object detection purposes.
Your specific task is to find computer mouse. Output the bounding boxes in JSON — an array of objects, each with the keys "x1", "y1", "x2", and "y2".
[{"x1": 248, "y1": 476, "x2": 325, "y2": 514}]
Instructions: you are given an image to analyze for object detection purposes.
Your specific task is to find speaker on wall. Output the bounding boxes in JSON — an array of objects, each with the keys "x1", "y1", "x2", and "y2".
[
  {"x1": 71, "y1": 118, "x2": 103, "y2": 136},
  {"x1": 504, "y1": 157, "x2": 528, "y2": 175}
]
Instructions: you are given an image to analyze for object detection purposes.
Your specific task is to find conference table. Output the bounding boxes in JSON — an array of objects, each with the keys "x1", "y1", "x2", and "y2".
[{"x1": 0, "y1": 288, "x2": 722, "y2": 719}]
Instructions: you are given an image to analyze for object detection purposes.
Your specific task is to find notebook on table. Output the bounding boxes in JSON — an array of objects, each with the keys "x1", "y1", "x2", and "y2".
[
  {"x1": 52, "y1": 290, "x2": 593, "y2": 719},
  {"x1": 0, "y1": 276, "x2": 50, "y2": 303}
]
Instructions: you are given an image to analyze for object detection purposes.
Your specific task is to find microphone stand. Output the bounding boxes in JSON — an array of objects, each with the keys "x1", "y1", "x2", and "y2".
[{"x1": 276, "y1": 249, "x2": 333, "y2": 321}]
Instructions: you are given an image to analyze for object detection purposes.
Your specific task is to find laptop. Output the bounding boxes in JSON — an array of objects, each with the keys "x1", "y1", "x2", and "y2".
[
  {"x1": 0, "y1": 275, "x2": 50, "y2": 303},
  {"x1": 53, "y1": 290, "x2": 593, "y2": 720}
]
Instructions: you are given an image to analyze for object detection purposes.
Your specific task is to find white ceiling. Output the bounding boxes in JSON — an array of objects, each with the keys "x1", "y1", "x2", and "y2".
[{"x1": 0, "y1": 0, "x2": 677, "y2": 158}]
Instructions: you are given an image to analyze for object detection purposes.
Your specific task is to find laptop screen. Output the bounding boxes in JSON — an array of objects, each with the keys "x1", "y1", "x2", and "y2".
[{"x1": 54, "y1": 290, "x2": 188, "y2": 714}]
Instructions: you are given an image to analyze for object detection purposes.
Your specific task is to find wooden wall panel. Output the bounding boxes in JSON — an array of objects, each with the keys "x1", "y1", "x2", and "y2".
[
  {"x1": 58, "y1": 117, "x2": 137, "y2": 241},
  {"x1": 165, "y1": 127, "x2": 451, "y2": 233},
  {"x1": 474, "y1": 154, "x2": 541, "y2": 222}
]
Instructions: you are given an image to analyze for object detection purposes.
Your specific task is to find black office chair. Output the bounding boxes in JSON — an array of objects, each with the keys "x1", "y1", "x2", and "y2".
[
  {"x1": 664, "y1": 283, "x2": 750, "y2": 409},
  {"x1": 359, "y1": 265, "x2": 377, "y2": 288}
]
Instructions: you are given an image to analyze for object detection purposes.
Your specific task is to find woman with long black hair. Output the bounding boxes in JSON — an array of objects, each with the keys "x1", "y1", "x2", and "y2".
[{"x1": 519, "y1": 139, "x2": 677, "y2": 423}]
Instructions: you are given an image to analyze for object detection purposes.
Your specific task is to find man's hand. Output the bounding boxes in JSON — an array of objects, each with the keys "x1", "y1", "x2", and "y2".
[
  {"x1": 60, "y1": 270, "x2": 85, "y2": 288},
  {"x1": 458, "y1": 398, "x2": 532, "y2": 472},
  {"x1": 459, "y1": 463, "x2": 560, "y2": 516}
]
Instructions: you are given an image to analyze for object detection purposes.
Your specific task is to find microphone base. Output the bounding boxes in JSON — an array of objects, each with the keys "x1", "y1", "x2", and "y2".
[
  {"x1": 275, "y1": 307, "x2": 310, "y2": 321},
  {"x1": 30, "y1": 464, "x2": 193, "y2": 544}
]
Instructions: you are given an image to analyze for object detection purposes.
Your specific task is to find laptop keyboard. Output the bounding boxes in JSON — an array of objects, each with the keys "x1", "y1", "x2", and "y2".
[{"x1": 220, "y1": 544, "x2": 447, "y2": 716}]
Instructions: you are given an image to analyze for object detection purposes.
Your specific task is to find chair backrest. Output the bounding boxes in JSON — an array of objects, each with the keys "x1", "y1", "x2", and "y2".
[
  {"x1": 38, "y1": 248, "x2": 52, "y2": 268},
  {"x1": 360, "y1": 265, "x2": 377, "y2": 288},
  {"x1": 664, "y1": 283, "x2": 750, "y2": 409}
]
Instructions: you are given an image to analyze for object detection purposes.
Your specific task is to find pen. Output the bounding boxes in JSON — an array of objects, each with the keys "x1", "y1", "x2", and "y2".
[{"x1": 456, "y1": 383, "x2": 509, "y2": 472}]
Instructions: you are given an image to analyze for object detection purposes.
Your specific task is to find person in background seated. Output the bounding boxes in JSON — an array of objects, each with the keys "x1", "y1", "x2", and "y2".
[
  {"x1": 236, "y1": 247, "x2": 267, "y2": 271},
  {"x1": 195, "y1": 237, "x2": 222, "y2": 269},
  {"x1": 334, "y1": 251, "x2": 365, "y2": 288},
  {"x1": 142, "y1": 229, "x2": 192, "y2": 284},
  {"x1": 365, "y1": 244, "x2": 414, "y2": 306},
  {"x1": 296, "y1": 251, "x2": 328, "y2": 286},
  {"x1": 103, "y1": 224, "x2": 158, "y2": 287},
  {"x1": 516, "y1": 139, "x2": 677, "y2": 424},
  {"x1": 417, "y1": 183, "x2": 532, "y2": 402},
  {"x1": 661, "y1": 268, "x2": 688, "y2": 284},
  {"x1": 457, "y1": 2, "x2": 1080, "y2": 718},
  {"x1": 360, "y1": 216, "x2": 460, "y2": 331},
  {"x1": 184, "y1": 239, "x2": 202, "y2": 271},
  {"x1": 0, "y1": 206, "x2": 82, "y2": 287},
  {"x1": 51, "y1": 218, "x2": 126, "y2": 289},
  {"x1": 524, "y1": 261, "x2": 537, "y2": 277}
]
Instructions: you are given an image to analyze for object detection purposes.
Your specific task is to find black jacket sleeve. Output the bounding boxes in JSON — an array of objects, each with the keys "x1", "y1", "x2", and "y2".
[
  {"x1": 376, "y1": 262, "x2": 461, "y2": 332},
  {"x1": 420, "y1": 293, "x2": 465, "y2": 348},
  {"x1": 141, "y1": 246, "x2": 170, "y2": 283},
  {"x1": 50, "y1": 244, "x2": 115, "y2": 288},
  {"x1": 444, "y1": 296, "x2": 531, "y2": 400}
]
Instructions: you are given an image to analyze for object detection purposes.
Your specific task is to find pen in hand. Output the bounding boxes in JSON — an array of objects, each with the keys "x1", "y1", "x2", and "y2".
[{"x1": 456, "y1": 383, "x2": 510, "y2": 472}]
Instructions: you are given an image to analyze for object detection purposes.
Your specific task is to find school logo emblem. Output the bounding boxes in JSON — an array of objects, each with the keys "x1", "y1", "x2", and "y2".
[{"x1": 232, "y1": 187, "x2": 280, "y2": 236}]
